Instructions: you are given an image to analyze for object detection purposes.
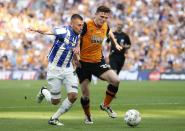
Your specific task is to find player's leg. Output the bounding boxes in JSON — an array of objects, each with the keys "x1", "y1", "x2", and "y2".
[
  {"x1": 36, "y1": 78, "x2": 61, "y2": 104},
  {"x1": 49, "y1": 70, "x2": 78, "y2": 126},
  {"x1": 47, "y1": 78, "x2": 64, "y2": 126},
  {"x1": 94, "y1": 59, "x2": 120, "y2": 106},
  {"x1": 49, "y1": 92, "x2": 77, "y2": 126},
  {"x1": 80, "y1": 79, "x2": 93, "y2": 124},
  {"x1": 37, "y1": 66, "x2": 62, "y2": 104},
  {"x1": 37, "y1": 77, "x2": 63, "y2": 126},
  {"x1": 76, "y1": 64, "x2": 93, "y2": 124},
  {"x1": 100, "y1": 69, "x2": 119, "y2": 118},
  {"x1": 92, "y1": 59, "x2": 119, "y2": 118},
  {"x1": 36, "y1": 69, "x2": 63, "y2": 126},
  {"x1": 51, "y1": 92, "x2": 78, "y2": 117},
  {"x1": 36, "y1": 86, "x2": 49, "y2": 103}
]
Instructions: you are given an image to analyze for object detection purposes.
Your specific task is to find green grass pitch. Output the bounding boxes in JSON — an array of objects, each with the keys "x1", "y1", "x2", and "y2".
[{"x1": 0, "y1": 80, "x2": 185, "y2": 131}]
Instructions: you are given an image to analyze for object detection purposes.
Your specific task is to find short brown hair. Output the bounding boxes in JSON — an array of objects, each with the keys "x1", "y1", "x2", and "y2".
[
  {"x1": 96, "y1": 6, "x2": 111, "y2": 13},
  {"x1": 71, "y1": 14, "x2": 83, "y2": 21}
]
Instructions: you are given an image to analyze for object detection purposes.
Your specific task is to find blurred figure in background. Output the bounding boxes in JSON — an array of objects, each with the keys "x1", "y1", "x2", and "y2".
[{"x1": 107, "y1": 22, "x2": 131, "y2": 74}]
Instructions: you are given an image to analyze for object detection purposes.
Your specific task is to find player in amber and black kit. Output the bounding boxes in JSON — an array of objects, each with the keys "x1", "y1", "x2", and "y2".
[
  {"x1": 107, "y1": 23, "x2": 131, "y2": 74},
  {"x1": 76, "y1": 6, "x2": 123, "y2": 124}
]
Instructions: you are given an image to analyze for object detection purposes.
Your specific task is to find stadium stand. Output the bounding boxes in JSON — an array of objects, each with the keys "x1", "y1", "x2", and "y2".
[{"x1": 0, "y1": 0, "x2": 184, "y2": 79}]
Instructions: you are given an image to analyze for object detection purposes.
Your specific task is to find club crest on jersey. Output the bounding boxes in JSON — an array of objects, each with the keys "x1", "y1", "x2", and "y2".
[{"x1": 91, "y1": 35, "x2": 103, "y2": 44}]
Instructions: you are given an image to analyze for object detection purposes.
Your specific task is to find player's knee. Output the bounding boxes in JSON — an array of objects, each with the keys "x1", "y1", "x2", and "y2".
[
  {"x1": 51, "y1": 99, "x2": 60, "y2": 105},
  {"x1": 68, "y1": 92, "x2": 78, "y2": 103},
  {"x1": 80, "y1": 96, "x2": 90, "y2": 106},
  {"x1": 107, "y1": 84, "x2": 119, "y2": 94},
  {"x1": 111, "y1": 78, "x2": 120, "y2": 87}
]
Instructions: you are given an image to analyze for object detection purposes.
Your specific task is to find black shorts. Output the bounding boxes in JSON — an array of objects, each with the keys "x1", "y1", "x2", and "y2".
[
  {"x1": 76, "y1": 59, "x2": 110, "y2": 83},
  {"x1": 109, "y1": 55, "x2": 125, "y2": 74}
]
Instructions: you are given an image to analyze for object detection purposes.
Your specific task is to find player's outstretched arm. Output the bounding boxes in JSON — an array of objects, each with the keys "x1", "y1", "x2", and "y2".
[
  {"x1": 109, "y1": 30, "x2": 123, "y2": 51},
  {"x1": 27, "y1": 27, "x2": 54, "y2": 35}
]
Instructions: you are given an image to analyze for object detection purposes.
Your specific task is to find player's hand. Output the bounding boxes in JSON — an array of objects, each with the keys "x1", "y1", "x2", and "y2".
[
  {"x1": 115, "y1": 44, "x2": 123, "y2": 51},
  {"x1": 73, "y1": 46, "x2": 80, "y2": 54}
]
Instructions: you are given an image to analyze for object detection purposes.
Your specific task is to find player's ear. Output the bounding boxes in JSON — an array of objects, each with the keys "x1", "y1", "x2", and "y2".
[{"x1": 70, "y1": 20, "x2": 74, "y2": 26}]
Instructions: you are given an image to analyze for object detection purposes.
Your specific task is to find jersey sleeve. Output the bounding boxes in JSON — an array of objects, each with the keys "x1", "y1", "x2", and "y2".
[
  {"x1": 53, "y1": 27, "x2": 67, "y2": 37},
  {"x1": 124, "y1": 33, "x2": 131, "y2": 46}
]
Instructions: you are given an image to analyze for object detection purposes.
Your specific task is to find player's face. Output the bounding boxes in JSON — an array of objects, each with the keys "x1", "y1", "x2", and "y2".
[
  {"x1": 71, "y1": 19, "x2": 83, "y2": 34},
  {"x1": 95, "y1": 12, "x2": 110, "y2": 26},
  {"x1": 117, "y1": 24, "x2": 123, "y2": 32}
]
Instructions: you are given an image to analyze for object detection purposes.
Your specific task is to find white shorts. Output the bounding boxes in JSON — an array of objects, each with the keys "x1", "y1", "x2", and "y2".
[{"x1": 46, "y1": 63, "x2": 78, "y2": 99}]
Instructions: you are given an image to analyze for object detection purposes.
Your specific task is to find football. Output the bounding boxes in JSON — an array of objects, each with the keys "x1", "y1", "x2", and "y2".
[{"x1": 124, "y1": 109, "x2": 141, "y2": 127}]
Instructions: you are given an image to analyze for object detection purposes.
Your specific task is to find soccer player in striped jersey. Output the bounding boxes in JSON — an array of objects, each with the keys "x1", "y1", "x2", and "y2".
[{"x1": 28, "y1": 14, "x2": 83, "y2": 126}]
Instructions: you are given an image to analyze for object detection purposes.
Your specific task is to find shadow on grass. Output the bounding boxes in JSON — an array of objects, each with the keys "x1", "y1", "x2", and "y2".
[
  {"x1": 1, "y1": 116, "x2": 185, "y2": 131},
  {"x1": 0, "y1": 117, "x2": 142, "y2": 131}
]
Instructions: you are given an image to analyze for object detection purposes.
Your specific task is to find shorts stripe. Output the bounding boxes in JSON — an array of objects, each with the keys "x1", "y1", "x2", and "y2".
[{"x1": 51, "y1": 92, "x2": 61, "y2": 95}]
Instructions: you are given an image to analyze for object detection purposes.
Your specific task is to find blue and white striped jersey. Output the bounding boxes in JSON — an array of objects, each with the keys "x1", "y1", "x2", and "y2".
[{"x1": 48, "y1": 26, "x2": 79, "y2": 68}]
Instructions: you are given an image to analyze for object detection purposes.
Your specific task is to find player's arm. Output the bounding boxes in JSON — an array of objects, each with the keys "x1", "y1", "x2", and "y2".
[
  {"x1": 72, "y1": 49, "x2": 81, "y2": 69},
  {"x1": 108, "y1": 30, "x2": 123, "y2": 51},
  {"x1": 72, "y1": 39, "x2": 81, "y2": 68},
  {"x1": 124, "y1": 34, "x2": 131, "y2": 49},
  {"x1": 27, "y1": 27, "x2": 54, "y2": 35},
  {"x1": 122, "y1": 33, "x2": 131, "y2": 57},
  {"x1": 72, "y1": 53, "x2": 81, "y2": 69}
]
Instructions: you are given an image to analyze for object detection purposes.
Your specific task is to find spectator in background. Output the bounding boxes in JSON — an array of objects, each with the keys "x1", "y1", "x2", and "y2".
[
  {"x1": 0, "y1": 55, "x2": 12, "y2": 70},
  {"x1": 0, "y1": 0, "x2": 184, "y2": 73}
]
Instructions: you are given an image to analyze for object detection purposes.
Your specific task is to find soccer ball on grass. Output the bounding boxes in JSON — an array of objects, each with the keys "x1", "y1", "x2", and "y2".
[{"x1": 124, "y1": 109, "x2": 141, "y2": 127}]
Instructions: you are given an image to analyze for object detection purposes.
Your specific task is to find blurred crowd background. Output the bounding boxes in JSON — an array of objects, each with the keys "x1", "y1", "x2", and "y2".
[{"x1": 0, "y1": 0, "x2": 185, "y2": 73}]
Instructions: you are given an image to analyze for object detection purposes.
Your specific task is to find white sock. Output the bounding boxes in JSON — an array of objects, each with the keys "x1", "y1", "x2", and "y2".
[
  {"x1": 51, "y1": 98, "x2": 72, "y2": 119},
  {"x1": 42, "y1": 88, "x2": 51, "y2": 103}
]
